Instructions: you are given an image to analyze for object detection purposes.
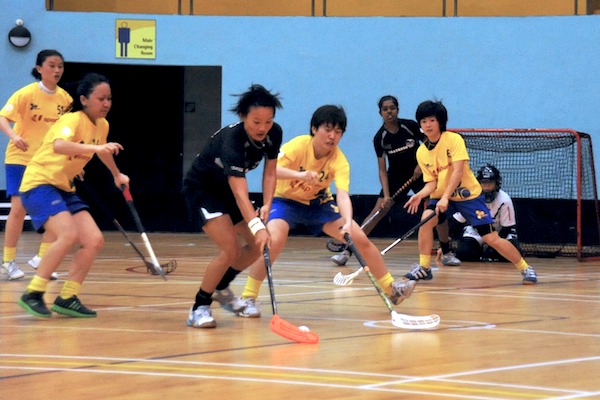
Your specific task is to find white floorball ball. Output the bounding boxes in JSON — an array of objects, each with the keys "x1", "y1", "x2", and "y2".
[{"x1": 298, "y1": 325, "x2": 310, "y2": 332}]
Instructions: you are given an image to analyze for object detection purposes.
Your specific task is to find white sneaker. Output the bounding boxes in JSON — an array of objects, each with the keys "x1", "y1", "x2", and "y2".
[
  {"x1": 1, "y1": 260, "x2": 25, "y2": 280},
  {"x1": 28, "y1": 256, "x2": 59, "y2": 280},
  {"x1": 231, "y1": 297, "x2": 261, "y2": 318},
  {"x1": 441, "y1": 252, "x2": 461, "y2": 266},
  {"x1": 331, "y1": 249, "x2": 351, "y2": 266},
  {"x1": 213, "y1": 287, "x2": 235, "y2": 311},
  {"x1": 389, "y1": 280, "x2": 416, "y2": 305},
  {"x1": 186, "y1": 305, "x2": 216, "y2": 328}
]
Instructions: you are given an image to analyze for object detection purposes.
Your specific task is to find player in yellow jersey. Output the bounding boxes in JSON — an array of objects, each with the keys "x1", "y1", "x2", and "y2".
[
  {"x1": 17, "y1": 73, "x2": 129, "y2": 318},
  {"x1": 217, "y1": 105, "x2": 415, "y2": 318},
  {"x1": 0, "y1": 50, "x2": 72, "y2": 280},
  {"x1": 403, "y1": 100, "x2": 537, "y2": 284}
]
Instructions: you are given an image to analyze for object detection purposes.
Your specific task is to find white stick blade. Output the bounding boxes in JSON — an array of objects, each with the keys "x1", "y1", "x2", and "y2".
[
  {"x1": 391, "y1": 311, "x2": 440, "y2": 329},
  {"x1": 332, "y1": 268, "x2": 362, "y2": 286}
]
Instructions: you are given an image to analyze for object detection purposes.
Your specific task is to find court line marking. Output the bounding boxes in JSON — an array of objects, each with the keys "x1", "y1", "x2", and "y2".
[{"x1": 1, "y1": 354, "x2": 596, "y2": 399}]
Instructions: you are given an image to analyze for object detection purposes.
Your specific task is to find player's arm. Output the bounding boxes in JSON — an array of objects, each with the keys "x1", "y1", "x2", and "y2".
[
  {"x1": 276, "y1": 165, "x2": 319, "y2": 184},
  {"x1": 437, "y1": 159, "x2": 464, "y2": 213},
  {"x1": 334, "y1": 187, "x2": 353, "y2": 233},
  {"x1": 260, "y1": 158, "x2": 277, "y2": 221},
  {"x1": 405, "y1": 180, "x2": 436, "y2": 214},
  {"x1": 377, "y1": 156, "x2": 391, "y2": 201},
  {"x1": 0, "y1": 115, "x2": 28, "y2": 151}
]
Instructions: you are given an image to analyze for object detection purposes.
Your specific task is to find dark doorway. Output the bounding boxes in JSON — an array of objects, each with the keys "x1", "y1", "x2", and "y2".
[{"x1": 62, "y1": 63, "x2": 221, "y2": 232}]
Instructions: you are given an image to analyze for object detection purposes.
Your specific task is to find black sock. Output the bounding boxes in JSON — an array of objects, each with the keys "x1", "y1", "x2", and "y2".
[
  {"x1": 440, "y1": 241, "x2": 451, "y2": 254},
  {"x1": 193, "y1": 289, "x2": 213, "y2": 309},
  {"x1": 216, "y1": 267, "x2": 241, "y2": 290}
]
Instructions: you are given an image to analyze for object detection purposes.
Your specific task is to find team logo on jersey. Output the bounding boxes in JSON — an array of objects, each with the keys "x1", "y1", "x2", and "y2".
[
  {"x1": 29, "y1": 103, "x2": 39, "y2": 110},
  {"x1": 475, "y1": 209, "x2": 489, "y2": 220}
]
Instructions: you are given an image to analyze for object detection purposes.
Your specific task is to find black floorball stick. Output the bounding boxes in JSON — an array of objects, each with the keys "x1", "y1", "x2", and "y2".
[
  {"x1": 343, "y1": 232, "x2": 440, "y2": 330},
  {"x1": 77, "y1": 179, "x2": 176, "y2": 277},
  {"x1": 326, "y1": 176, "x2": 416, "y2": 252},
  {"x1": 264, "y1": 247, "x2": 319, "y2": 344},
  {"x1": 333, "y1": 211, "x2": 437, "y2": 286},
  {"x1": 121, "y1": 186, "x2": 167, "y2": 280}
]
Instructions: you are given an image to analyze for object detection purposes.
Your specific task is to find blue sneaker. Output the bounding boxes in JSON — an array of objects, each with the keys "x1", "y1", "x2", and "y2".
[
  {"x1": 404, "y1": 264, "x2": 433, "y2": 281},
  {"x1": 521, "y1": 266, "x2": 538, "y2": 285}
]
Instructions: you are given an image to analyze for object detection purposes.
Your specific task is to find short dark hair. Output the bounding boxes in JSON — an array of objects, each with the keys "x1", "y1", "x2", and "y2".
[
  {"x1": 416, "y1": 100, "x2": 448, "y2": 132},
  {"x1": 310, "y1": 105, "x2": 347, "y2": 135},
  {"x1": 229, "y1": 84, "x2": 282, "y2": 117}
]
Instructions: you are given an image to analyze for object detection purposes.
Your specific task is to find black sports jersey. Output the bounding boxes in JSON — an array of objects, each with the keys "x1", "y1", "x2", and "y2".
[
  {"x1": 373, "y1": 118, "x2": 422, "y2": 179},
  {"x1": 183, "y1": 121, "x2": 283, "y2": 193}
]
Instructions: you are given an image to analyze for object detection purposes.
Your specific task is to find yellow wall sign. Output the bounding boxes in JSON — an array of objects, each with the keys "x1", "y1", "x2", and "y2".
[{"x1": 115, "y1": 19, "x2": 156, "y2": 59}]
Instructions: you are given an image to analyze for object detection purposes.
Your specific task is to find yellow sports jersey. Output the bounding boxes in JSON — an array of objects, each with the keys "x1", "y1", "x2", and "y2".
[
  {"x1": 20, "y1": 112, "x2": 109, "y2": 193},
  {"x1": 417, "y1": 131, "x2": 481, "y2": 201},
  {"x1": 0, "y1": 82, "x2": 72, "y2": 165},
  {"x1": 275, "y1": 135, "x2": 350, "y2": 205}
]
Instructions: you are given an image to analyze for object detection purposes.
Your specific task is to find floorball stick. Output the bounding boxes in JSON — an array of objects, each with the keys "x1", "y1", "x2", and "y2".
[
  {"x1": 380, "y1": 211, "x2": 437, "y2": 255},
  {"x1": 264, "y1": 247, "x2": 319, "y2": 344},
  {"x1": 343, "y1": 233, "x2": 440, "y2": 330},
  {"x1": 77, "y1": 179, "x2": 176, "y2": 276},
  {"x1": 326, "y1": 176, "x2": 416, "y2": 252},
  {"x1": 121, "y1": 186, "x2": 167, "y2": 280},
  {"x1": 333, "y1": 211, "x2": 437, "y2": 286},
  {"x1": 359, "y1": 176, "x2": 416, "y2": 235}
]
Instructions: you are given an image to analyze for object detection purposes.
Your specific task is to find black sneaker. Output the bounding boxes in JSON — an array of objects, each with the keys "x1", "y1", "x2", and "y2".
[
  {"x1": 18, "y1": 291, "x2": 51, "y2": 318},
  {"x1": 404, "y1": 264, "x2": 434, "y2": 281},
  {"x1": 51, "y1": 296, "x2": 97, "y2": 318}
]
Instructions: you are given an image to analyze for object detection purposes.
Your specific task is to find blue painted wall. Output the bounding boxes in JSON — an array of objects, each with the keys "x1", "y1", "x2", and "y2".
[{"x1": 2, "y1": 0, "x2": 599, "y2": 194}]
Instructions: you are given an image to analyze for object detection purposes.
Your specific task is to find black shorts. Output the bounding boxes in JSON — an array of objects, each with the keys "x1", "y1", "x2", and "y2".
[{"x1": 183, "y1": 187, "x2": 243, "y2": 229}]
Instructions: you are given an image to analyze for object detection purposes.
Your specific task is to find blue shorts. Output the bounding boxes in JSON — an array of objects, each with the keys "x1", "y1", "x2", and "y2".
[
  {"x1": 428, "y1": 195, "x2": 494, "y2": 227},
  {"x1": 20, "y1": 185, "x2": 89, "y2": 233},
  {"x1": 269, "y1": 197, "x2": 341, "y2": 236},
  {"x1": 5, "y1": 164, "x2": 26, "y2": 197}
]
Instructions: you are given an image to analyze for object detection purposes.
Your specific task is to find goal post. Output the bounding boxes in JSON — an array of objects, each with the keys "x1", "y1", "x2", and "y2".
[{"x1": 452, "y1": 128, "x2": 600, "y2": 261}]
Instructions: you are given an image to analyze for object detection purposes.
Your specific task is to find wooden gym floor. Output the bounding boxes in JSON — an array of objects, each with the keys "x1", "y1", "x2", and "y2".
[{"x1": 1, "y1": 231, "x2": 600, "y2": 399}]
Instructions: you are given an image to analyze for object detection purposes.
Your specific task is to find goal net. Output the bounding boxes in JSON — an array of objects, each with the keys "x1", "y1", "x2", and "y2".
[{"x1": 453, "y1": 129, "x2": 600, "y2": 261}]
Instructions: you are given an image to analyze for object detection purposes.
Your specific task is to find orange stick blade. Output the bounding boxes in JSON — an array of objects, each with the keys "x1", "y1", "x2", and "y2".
[{"x1": 270, "y1": 314, "x2": 319, "y2": 344}]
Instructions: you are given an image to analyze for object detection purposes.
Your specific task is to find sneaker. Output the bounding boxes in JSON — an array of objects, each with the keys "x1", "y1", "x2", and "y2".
[
  {"x1": 521, "y1": 266, "x2": 538, "y2": 285},
  {"x1": 2, "y1": 260, "x2": 25, "y2": 280},
  {"x1": 389, "y1": 280, "x2": 416, "y2": 305},
  {"x1": 28, "y1": 256, "x2": 59, "y2": 280},
  {"x1": 213, "y1": 287, "x2": 235, "y2": 311},
  {"x1": 326, "y1": 239, "x2": 347, "y2": 253},
  {"x1": 18, "y1": 291, "x2": 51, "y2": 318},
  {"x1": 186, "y1": 305, "x2": 216, "y2": 328},
  {"x1": 331, "y1": 249, "x2": 351, "y2": 266},
  {"x1": 404, "y1": 264, "x2": 433, "y2": 281},
  {"x1": 50, "y1": 296, "x2": 97, "y2": 318},
  {"x1": 231, "y1": 297, "x2": 261, "y2": 318},
  {"x1": 441, "y1": 252, "x2": 461, "y2": 266}
]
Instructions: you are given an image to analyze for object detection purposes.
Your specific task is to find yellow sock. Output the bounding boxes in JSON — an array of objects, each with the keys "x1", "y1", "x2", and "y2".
[
  {"x1": 241, "y1": 276, "x2": 263, "y2": 299},
  {"x1": 515, "y1": 258, "x2": 529, "y2": 272},
  {"x1": 60, "y1": 280, "x2": 82, "y2": 300},
  {"x1": 3, "y1": 247, "x2": 16, "y2": 262},
  {"x1": 419, "y1": 254, "x2": 432, "y2": 269},
  {"x1": 27, "y1": 275, "x2": 50, "y2": 293},
  {"x1": 37, "y1": 242, "x2": 51, "y2": 258},
  {"x1": 377, "y1": 272, "x2": 395, "y2": 297}
]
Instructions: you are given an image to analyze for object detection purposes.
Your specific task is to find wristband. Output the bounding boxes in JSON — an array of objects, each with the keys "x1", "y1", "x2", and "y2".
[{"x1": 248, "y1": 217, "x2": 266, "y2": 235}]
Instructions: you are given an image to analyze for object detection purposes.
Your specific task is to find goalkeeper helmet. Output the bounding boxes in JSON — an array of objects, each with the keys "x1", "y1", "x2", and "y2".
[{"x1": 477, "y1": 164, "x2": 501, "y2": 203}]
